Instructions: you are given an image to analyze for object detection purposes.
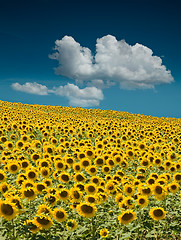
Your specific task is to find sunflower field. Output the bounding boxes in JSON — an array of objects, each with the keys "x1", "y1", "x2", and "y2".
[{"x1": 0, "y1": 100, "x2": 181, "y2": 240}]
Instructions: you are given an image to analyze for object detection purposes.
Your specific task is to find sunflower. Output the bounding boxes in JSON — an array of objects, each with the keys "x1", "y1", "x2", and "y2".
[
  {"x1": 10, "y1": 196, "x2": 24, "y2": 211},
  {"x1": 24, "y1": 220, "x2": 39, "y2": 233},
  {"x1": 173, "y1": 173, "x2": 181, "y2": 183},
  {"x1": 74, "y1": 183, "x2": 85, "y2": 192},
  {"x1": 22, "y1": 179, "x2": 35, "y2": 189},
  {"x1": 138, "y1": 185, "x2": 152, "y2": 197},
  {"x1": 40, "y1": 167, "x2": 50, "y2": 178},
  {"x1": 80, "y1": 158, "x2": 91, "y2": 169},
  {"x1": 86, "y1": 165, "x2": 98, "y2": 176},
  {"x1": 36, "y1": 182, "x2": 46, "y2": 194},
  {"x1": 100, "y1": 228, "x2": 109, "y2": 238},
  {"x1": 44, "y1": 194, "x2": 57, "y2": 206},
  {"x1": 0, "y1": 200, "x2": 18, "y2": 220},
  {"x1": 74, "y1": 173, "x2": 86, "y2": 183},
  {"x1": 84, "y1": 195, "x2": 97, "y2": 204},
  {"x1": 85, "y1": 183, "x2": 98, "y2": 195},
  {"x1": 43, "y1": 179, "x2": 52, "y2": 188},
  {"x1": 137, "y1": 195, "x2": 148, "y2": 208},
  {"x1": 31, "y1": 153, "x2": 41, "y2": 162},
  {"x1": 54, "y1": 160, "x2": 65, "y2": 171},
  {"x1": 73, "y1": 163, "x2": 82, "y2": 173},
  {"x1": 105, "y1": 180, "x2": 116, "y2": 194},
  {"x1": 59, "y1": 172, "x2": 71, "y2": 183},
  {"x1": 120, "y1": 197, "x2": 135, "y2": 210},
  {"x1": 115, "y1": 193, "x2": 124, "y2": 204},
  {"x1": 118, "y1": 210, "x2": 137, "y2": 225},
  {"x1": 34, "y1": 215, "x2": 53, "y2": 230},
  {"x1": 102, "y1": 165, "x2": 111, "y2": 174},
  {"x1": 85, "y1": 149, "x2": 94, "y2": 159},
  {"x1": 21, "y1": 159, "x2": 30, "y2": 170},
  {"x1": 22, "y1": 187, "x2": 37, "y2": 201},
  {"x1": 0, "y1": 169, "x2": 6, "y2": 182},
  {"x1": 26, "y1": 168, "x2": 38, "y2": 181},
  {"x1": 57, "y1": 188, "x2": 70, "y2": 201},
  {"x1": 95, "y1": 157, "x2": 105, "y2": 167},
  {"x1": 53, "y1": 208, "x2": 67, "y2": 222},
  {"x1": 5, "y1": 141, "x2": 14, "y2": 150},
  {"x1": 123, "y1": 184, "x2": 135, "y2": 196},
  {"x1": 168, "y1": 181, "x2": 179, "y2": 194},
  {"x1": 151, "y1": 184, "x2": 167, "y2": 200},
  {"x1": 77, "y1": 202, "x2": 97, "y2": 218},
  {"x1": 66, "y1": 219, "x2": 77, "y2": 231},
  {"x1": 37, "y1": 204, "x2": 52, "y2": 216},
  {"x1": 7, "y1": 161, "x2": 20, "y2": 174},
  {"x1": 16, "y1": 140, "x2": 24, "y2": 149},
  {"x1": 149, "y1": 207, "x2": 166, "y2": 221},
  {"x1": 0, "y1": 183, "x2": 10, "y2": 194},
  {"x1": 70, "y1": 187, "x2": 82, "y2": 203}
]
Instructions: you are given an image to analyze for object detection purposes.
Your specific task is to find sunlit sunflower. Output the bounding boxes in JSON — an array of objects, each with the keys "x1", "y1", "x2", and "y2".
[
  {"x1": 7, "y1": 161, "x2": 20, "y2": 174},
  {"x1": 100, "y1": 228, "x2": 109, "y2": 238},
  {"x1": 123, "y1": 184, "x2": 135, "y2": 196},
  {"x1": 44, "y1": 194, "x2": 57, "y2": 206},
  {"x1": 37, "y1": 204, "x2": 52, "y2": 216},
  {"x1": 77, "y1": 202, "x2": 97, "y2": 218},
  {"x1": 66, "y1": 219, "x2": 77, "y2": 231},
  {"x1": 73, "y1": 163, "x2": 82, "y2": 173},
  {"x1": 118, "y1": 210, "x2": 137, "y2": 225},
  {"x1": 53, "y1": 208, "x2": 67, "y2": 222},
  {"x1": 59, "y1": 172, "x2": 71, "y2": 183},
  {"x1": 151, "y1": 184, "x2": 167, "y2": 200},
  {"x1": 168, "y1": 181, "x2": 180, "y2": 194},
  {"x1": 74, "y1": 173, "x2": 86, "y2": 183},
  {"x1": 34, "y1": 215, "x2": 53, "y2": 230},
  {"x1": 86, "y1": 165, "x2": 97, "y2": 176},
  {"x1": 26, "y1": 168, "x2": 38, "y2": 181},
  {"x1": 136, "y1": 195, "x2": 148, "y2": 208},
  {"x1": 70, "y1": 187, "x2": 82, "y2": 203},
  {"x1": 57, "y1": 188, "x2": 70, "y2": 201},
  {"x1": 0, "y1": 200, "x2": 18, "y2": 220},
  {"x1": 0, "y1": 169, "x2": 6, "y2": 182},
  {"x1": 149, "y1": 207, "x2": 166, "y2": 221},
  {"x1": 85, "y1": 183, "x2": 98, "y2": 195},
  {"x1": 22, "y1": 187, "x2": 37, "y2": 201}
]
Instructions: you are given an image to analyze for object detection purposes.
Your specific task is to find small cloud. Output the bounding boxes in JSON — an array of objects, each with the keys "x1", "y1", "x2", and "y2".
[
  {"x1": 49, "y1": 34, "x2": 174, "y2": 89},
  {"x1": 11, "y1": 82, "x2": 49, "y2": 95},
  {"x1": 54, "y1": 83, "x2": 104, "y2": 107},
  {"x1": 11, "y1": 82, "x2": 103, "y2": 107}
]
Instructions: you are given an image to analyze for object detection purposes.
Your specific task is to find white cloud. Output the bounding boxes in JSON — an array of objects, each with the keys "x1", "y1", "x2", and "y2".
[
  {"x1": 11, "y1": 82, "x2": 103, "y2": 107},
  {"x1": 49, "y1": 34, "x2": 174, "y2": 89},
  {"x1": 11, "y1": 82, "x2": 49, "y2": 95},
  {"x1": 54, "y1": 83, "x2": 103, "y2": 107}
]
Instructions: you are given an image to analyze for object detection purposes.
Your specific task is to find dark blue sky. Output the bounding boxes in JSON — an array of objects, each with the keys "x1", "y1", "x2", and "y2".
[{"x1": 0, "y1": 0, "x2": 181, "y2": 118}]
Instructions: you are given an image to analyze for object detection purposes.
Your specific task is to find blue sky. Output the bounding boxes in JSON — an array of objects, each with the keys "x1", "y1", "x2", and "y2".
[{"x1": 0, "y1": 0, "x2": 181, "y2": 118}]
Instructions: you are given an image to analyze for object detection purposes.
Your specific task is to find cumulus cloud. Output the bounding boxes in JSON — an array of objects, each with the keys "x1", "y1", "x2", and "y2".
[
  {"x1": 49, "y1": 34, "x2": 174, "y2": 89},
  {"x1": 11, "y1": 82, "x2": 103, "y2": 107},
  {"x1": 54, "y1": 83, "x2": 103, "y2": 107},
  {"x1": 11, "y1": 82, "x2": 49, "y2": 95}
]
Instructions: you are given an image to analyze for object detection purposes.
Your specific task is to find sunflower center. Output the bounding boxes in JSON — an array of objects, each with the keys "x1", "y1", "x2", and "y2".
[
  {"x1": 11, "y1": 164, "x2": 18, "y2": 171},
  {"x1": 60, "y1": 191, "x2": 68, "y2": 198},
  {"x1": 88, "y1": 186, "x2": 95, "y2": 192},
  {"x1": 139, "y1": 198, "x2": 145, "y2": 204},
  {"x1": 56, "y1": 211, "x2": 64, "y2": 219},
  {"x1": 24, "y1": 189, "x2": 35, "y2": 197},
  {"x1": 0, "y1": 173, "x2": 5, "y2": 180},
  {"x1": 28, "y1": 171, "x2": 36, "y2": 179},
  {"x1": 155, "y1": 186, "x2": 162, "y2": 194},
  {"x1": 37, "y1": 217, "x2": 50, "y2": 225},
  {"x1": 1, "y1": 203, "x2": 14, "y2": 215},
  {"x1": 81, "y1": 204, "x2": 93, "y2": 213},
  {"x1": 153, "y1": 209, "x2": 163, "y2": 217},
  {"x1": 122, "y1": 212, "x2": 133, "y2": 221}
]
